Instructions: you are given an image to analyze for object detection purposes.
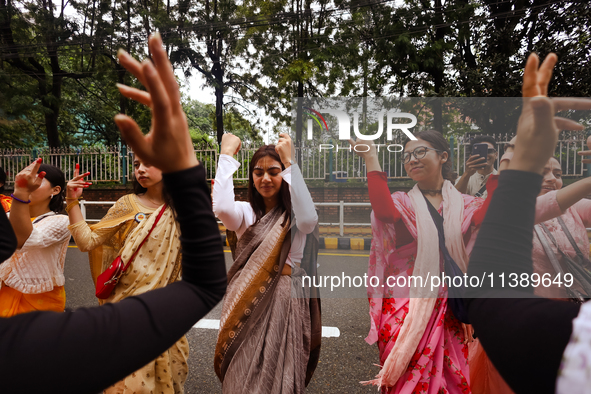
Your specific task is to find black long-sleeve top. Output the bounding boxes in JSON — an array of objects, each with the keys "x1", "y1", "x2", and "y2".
[
  {"x1": 0, "y1": 206, "x2": 17, "y2": 263},
  {"x1": 0, "y1": 165, "x2": 227, "y2": 394},
  {"x1": 466, "y1": 170, "x2": 581, "y2": 394}
]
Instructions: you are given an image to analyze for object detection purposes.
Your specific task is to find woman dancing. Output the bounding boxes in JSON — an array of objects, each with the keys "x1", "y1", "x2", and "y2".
[
  {"x1": 212, "y1": 132, "x2": 321, "y2": 393},
  {"x1": 0, "y1": 162, "x2": 69, "y2": 317},
  {"x1": 67, "y1": 54, "x2": 188, "y2": 394}
]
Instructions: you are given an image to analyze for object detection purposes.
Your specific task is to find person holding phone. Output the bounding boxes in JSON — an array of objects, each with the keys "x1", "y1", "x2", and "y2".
[{"x1": 455, "y1": 136, "x2": 499, "y2": 198}]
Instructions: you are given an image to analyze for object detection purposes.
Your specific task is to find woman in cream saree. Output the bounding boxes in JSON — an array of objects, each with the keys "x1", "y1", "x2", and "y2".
[{"x1": 67, "y1": 159, "x2": 186, "y2": 394}]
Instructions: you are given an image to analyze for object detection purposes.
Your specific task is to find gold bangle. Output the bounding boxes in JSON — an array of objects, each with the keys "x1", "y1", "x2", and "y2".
[{"x1": 65, "y1": 200, "x2": 80, "y2": 213}]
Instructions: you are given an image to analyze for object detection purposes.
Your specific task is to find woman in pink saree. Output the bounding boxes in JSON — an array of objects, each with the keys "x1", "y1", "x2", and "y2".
[
  {"x1": 351, "y1": 129, "x2": 565, "y2": 393},
  {"x1": 352, "y1": 130, "x2": 493, "y2": 393}
]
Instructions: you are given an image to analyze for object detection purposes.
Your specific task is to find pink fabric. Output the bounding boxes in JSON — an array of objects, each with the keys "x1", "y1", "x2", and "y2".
[
  {"x1": 366, "y1": 187, "x2": 483, "y2": 393},
  {"x1": 532, "y1": 195, "x2": 591, "y2": 299}
]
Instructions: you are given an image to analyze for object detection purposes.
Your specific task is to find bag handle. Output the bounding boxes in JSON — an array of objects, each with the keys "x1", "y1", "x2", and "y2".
[
  {"x1": 534, "y1": 224, "x2": 587, "y2": 302},
  {"x1": 556, "y1": 216, "x2": 589, "y2": 262},
  {"x1": 120, "y1": 204, "x2": 168, "y2": 275}
]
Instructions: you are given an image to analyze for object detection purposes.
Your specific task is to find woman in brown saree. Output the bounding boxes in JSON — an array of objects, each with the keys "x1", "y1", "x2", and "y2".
[
  {"x1": 213, "y1": 132, "x2": 321, "y2": 393},
  {"x1": 66, "y1": 157, "x2": 186, "y2": 394}
]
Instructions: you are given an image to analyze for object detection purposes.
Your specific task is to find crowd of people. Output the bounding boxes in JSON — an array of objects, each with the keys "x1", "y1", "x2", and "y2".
[{"x1": 1, "y1": 33, "x2": 591, "y2": 394}]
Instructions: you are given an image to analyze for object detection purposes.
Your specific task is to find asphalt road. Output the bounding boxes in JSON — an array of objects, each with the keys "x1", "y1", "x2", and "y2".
[{"x1": 64, "y1": 246, "x2": 380, "y2": 394}]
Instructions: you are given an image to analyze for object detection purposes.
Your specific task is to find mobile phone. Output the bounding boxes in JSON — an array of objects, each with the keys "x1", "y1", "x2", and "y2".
[{"x1": 472, "y1": 143, "x2": 489, "y2": 164}]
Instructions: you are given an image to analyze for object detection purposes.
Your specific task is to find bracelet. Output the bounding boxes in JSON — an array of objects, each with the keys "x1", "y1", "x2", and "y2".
[
  {"x1": 11, "y1": 193, "x2": 31, "y2": 204},
  {"x1": 65, "y1": 200, "x2": 80, "y2": 213}
]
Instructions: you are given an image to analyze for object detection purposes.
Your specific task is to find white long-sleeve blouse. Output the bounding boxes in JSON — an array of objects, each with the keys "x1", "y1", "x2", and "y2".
[{"x1": 212, "y1": 154, "x2": 318, "y2": 267}]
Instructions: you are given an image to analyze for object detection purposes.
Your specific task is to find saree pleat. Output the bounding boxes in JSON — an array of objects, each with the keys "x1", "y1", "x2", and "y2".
[
  {"x1": 215, "y1": 207, "x2": 321, "y2": 393},
  {"x1": 222, "y1": 269, "x2": 311, "y2": 394}
]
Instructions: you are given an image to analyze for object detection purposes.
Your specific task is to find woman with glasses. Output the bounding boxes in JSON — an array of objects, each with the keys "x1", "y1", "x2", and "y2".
[
  {"x1": 351, "y1": 128, "x2": 565, "y2": 393},
  {"x1": 351, "y1": 130, "x2": 491, "y2": 393}
]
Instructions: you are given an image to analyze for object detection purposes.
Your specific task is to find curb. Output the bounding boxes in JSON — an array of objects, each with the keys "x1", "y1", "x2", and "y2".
[{"x1": 220, "y1": 234, "x2": 371, "y2": 251}]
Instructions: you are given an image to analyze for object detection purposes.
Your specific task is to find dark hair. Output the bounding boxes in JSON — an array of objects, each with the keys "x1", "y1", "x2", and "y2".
[
  {"x1": 403, "y1": 129, "x2": 453, "y2": 181},
  {"x1": 0, "y1": 167, "x2": 6, "y2": 194},
  {"x1": 247, "y1": 145, "x2": 291, "y2": 226},
  {"x1": 470, "y1": 135, "x2": 497, "y2": 153},
  {"x1": 38, "y1": 164, "x2": 65, "y2": 213},
  {"x1": 131, "y1": 170, "x2": 172, "y2": 208}
]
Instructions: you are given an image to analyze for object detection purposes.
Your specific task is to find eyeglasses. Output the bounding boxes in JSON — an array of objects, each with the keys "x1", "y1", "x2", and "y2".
[
  {"x1": 473, "y1": 148, "x2": 497, "y2": 154},
  {"x1": 401, "y1": 146, "x2": 442, "y2": 164}
]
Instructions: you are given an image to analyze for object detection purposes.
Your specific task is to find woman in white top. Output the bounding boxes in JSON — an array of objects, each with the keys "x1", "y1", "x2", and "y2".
[
  {"x1": 213, "y1": 132, "x2": 321, "y2": 393},
  {"x1": 0, "y1": 160, "x2": 70, "y2": 317}
]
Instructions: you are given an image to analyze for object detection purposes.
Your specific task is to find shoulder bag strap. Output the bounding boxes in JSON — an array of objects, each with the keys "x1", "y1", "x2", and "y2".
[
  {"x1": 474, "y1": 183, "x2": 487, "y2": 198},
  {"x1": 534, "y1": 225, "x2": 585, "y2": 301},
  {"x1": 556, "y1": 216, "x2": 587, "y2": 260},
  {"x1": 121, "y1": 204, "x2": 168, "y2": 274}
]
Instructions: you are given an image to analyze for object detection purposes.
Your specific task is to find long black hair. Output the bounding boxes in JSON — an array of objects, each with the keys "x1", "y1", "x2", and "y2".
[
  {"x1": 38, "y1": 164, "x2": 65, "y2": 213},
  {"x1": 403, "y1": 129, "x2": 453, "y2": 181},
  {"x1": 247, "y1": 145, "x2": 291, "y2": 226}
]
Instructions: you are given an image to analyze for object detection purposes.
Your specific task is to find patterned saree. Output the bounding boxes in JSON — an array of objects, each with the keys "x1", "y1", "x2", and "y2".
[{"x1": 215, "y1": 207, "x2": 321, "y2": 393}]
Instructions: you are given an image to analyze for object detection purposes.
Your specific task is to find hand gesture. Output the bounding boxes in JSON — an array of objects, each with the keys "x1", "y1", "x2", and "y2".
[
  {"x1": 66, "y1": 163, "x2": 92, "y2": 199},
  {"x1": 464, "y1": 155, "x2": 487, "y2": 176},
  {"x1": 220, "y1": 133, "x2": 242, "y2": 156},
  {"x1": 275, "y1": 133, "x2": 293, "y2": 166},
  {"x1": 348, "y1": 138, "x2": 377, "y2": 160},
  {"x1": 114, "y1": 33, "x2": 198, "y2": 173},
  {"x1": 512, "y1": 53, "x2": 591, "y2": 173},
  {"x1": 14, "y1": 158, "x2": 45, "y2": 195}
]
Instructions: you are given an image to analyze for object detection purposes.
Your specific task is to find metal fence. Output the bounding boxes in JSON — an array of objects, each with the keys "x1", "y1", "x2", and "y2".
[
  {"x1": 1, "y1": 131, "x2": 589, "y2": 184},
  {"x1": 78, "y1": 200, "x2": 372, "y2": 236}
]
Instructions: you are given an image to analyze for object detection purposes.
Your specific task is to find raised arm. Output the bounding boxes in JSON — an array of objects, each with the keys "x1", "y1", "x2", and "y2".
[
  {"x1": 349, "y1": 139, "x2": 400, "y2": 223},
  {"x1": 275, "y1": 133, "x2": 318, "y2": 234},
  {"x1": 67, "y1": 196, "x2": 132, "y2": 252},
  {"x1": 0, "y1": 32, "x2": 227, "y2": 394},
  {"x1": 466, "y1": 53, "x2": 591, "y2": 394},
  {"x1": 9, "y1": 159, "x2": 45, "y2": 248},
  {"x1": 212, "y1": 134, "x2": 247, "y2": 231}
]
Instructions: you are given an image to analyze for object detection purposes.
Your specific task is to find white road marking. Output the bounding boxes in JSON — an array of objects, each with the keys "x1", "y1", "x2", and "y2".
[{"x1": 193, "y1": 319, "x2": 341, "y2": 338}]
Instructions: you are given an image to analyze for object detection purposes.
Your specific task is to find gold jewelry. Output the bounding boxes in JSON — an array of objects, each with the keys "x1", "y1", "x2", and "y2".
[{"x1": 65, "y1": 199, "x2": 80, "y2": 213}]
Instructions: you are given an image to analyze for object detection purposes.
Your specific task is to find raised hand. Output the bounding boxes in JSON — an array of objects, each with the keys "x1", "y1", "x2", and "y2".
[
  {"x1": 66, "y1": 163, "x2": 92, "y2": 200},
  {"x1": 512, "y1": 53, "x2": 591, "y2": 174},
  {"x1": 114, "y1": 33, "x2": 197, "y2": 173},
  {"x1": 349, "y1": 138, "x2": 382, "y2": 172},
  {"x1": 349, "y1": 138, "x2": 377, "y2": 160},
  {"x1": 13, "y1": 158, "x2": 45, "y2": 196},
  {"x1": 275, "y1": 133, "x2": 293, "y2": 167},
  {"x1": 220, "y1": 133, "x2": 242, "y2": 156}
]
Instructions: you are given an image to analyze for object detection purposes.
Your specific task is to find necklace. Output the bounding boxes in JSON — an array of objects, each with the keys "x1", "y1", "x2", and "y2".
[
  {"x1": 140, "y1": 194, "x2": 163, "y2": 207},
  {"x1": 419, "y1": 187, "x2": 442, "y2": 196}
]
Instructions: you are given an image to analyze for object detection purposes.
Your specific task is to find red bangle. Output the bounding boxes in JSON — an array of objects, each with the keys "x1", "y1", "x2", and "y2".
[{"x1": 11, "y1": 193, "x2": 31, "y2": 204}]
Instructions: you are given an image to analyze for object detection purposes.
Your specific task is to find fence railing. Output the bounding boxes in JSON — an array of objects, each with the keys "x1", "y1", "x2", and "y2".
[
  {"x1": 2, "y1": 131, "x2": 589, "y2": 184},
  {"x1": 78, "y1": 200, "x2": 371, "y2": 236}
]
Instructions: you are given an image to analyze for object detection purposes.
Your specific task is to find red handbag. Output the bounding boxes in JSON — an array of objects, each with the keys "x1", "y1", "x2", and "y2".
[{"x1": 95, "y1": 205, "x2": 167, "y2": 299}]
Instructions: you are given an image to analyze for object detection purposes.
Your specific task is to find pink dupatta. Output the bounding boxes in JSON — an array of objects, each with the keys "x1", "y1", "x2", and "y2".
[{"x1": 366, "y1": 180, "x2": 483, "y2": 393}]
